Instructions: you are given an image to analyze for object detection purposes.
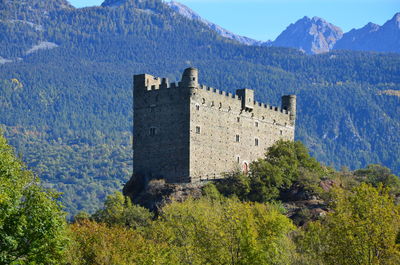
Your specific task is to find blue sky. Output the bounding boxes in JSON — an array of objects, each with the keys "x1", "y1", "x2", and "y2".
[{"x1": 68, "y1": 0, "x2": 399, "y2": 41}]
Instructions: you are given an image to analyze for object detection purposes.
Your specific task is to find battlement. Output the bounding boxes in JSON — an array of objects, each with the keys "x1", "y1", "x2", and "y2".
[{"x1": 134, "y1": 69, "x2": 295, "y2": 120}]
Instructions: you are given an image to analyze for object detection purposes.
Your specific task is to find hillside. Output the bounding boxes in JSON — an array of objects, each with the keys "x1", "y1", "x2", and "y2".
[{"x1": 0, "y1": 0, "x2": 399, "y2": 216}]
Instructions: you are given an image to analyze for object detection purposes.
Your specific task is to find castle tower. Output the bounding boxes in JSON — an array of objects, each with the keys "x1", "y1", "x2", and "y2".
[
  {"x1": 180, "y1": 67, "x2": 199, "y2": 88},
  {"x1": 281, "y1": 95, "x2": 297, "y2": 125},
  {"x1": 236, "y1": 88, "x2": 254, "y2": 111}
]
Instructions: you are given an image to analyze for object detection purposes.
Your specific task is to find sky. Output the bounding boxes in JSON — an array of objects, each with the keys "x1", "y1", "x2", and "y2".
[{"x1": 68, "y1": 0, "x2": 400, "y2": 41}]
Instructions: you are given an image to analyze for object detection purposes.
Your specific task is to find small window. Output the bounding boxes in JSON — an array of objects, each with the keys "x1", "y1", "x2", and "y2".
[
  {"x1": 255, "y1": 122, "x2": 259, "y2": 127},
  {"x1": 280, "y1": 130, "x2": 283, "y2": 135},
  {"x1": 236, "y1": 135, "x2": 240, "y2": 142},
  {"x1": 237, "y1": 117, "x2": 240, "y2": 122},
  {"x1": 202, "y1": 98, "x2": 206, "y2": 104},
  {"x1": 228, "y1": 106, "x2": 231, "y2": 112},
  {"x1": 149, "y1": 127, "x2": 156, "y2": 136},
  {"x1": 248, "y1": 98, "x2": 251, "y2": 102},
  {"x1": 196, "y1": 104, "x2": 200, "y2": 111},
  {"x1": 237, "y1": 156, "x2": 240, "y2": 163},
  {"x1": 196, "y1": 126, "x2": 201, "y2": 134},
  {"x1": 211, "y1": 101, "x2": 215, "y2": 107},
  {"x1": 255, "y1": 138, "x2": 259, "y2": 146},
  {"x1": 193, "y1": 77, "x2": 196, "y2": 81},
  {"x1": 219, "y1": 102, "x2": 222, "y2": 109}
]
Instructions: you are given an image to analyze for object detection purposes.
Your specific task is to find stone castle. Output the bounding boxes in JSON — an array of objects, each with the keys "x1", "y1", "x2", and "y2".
[{"x1": 133, "y1": 67, "x2": 296, "y2": 183}]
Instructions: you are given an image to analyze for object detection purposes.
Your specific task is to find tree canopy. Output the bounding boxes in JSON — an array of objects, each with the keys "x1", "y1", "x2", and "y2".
[{"x1": 0, "y1": 133, "x2": 68, "y2": 264}]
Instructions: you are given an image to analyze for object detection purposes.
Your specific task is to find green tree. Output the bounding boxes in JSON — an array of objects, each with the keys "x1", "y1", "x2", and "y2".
[
  {"x1": 354, "y1": 164, "x2": 400, "y2": 195},
  {"x1": 298, "y1": 183, "x2": 400, "y2": 265},
  {"x1": 216, "y1": 140, "x2": 329, "y2": 202},
  {"x1": 92, "y1": 191, "x2": 153, "y2": 229},
  {"x1": 0, "y1": 133, "x2": 68, "y2": 264}
]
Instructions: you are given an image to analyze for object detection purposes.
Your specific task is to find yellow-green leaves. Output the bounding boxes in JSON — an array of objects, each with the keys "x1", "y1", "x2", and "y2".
[
  {"x1": 298, "y1": 183, "x2": 400, "y2": 265},
  {"x1": 151, "y1": 197, "x2": 295, "y2": 265}
]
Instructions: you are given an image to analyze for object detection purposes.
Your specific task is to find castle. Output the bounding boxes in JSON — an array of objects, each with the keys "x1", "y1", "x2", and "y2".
[{"x1": 133, "y1": 68, "x2": 296, "y2": 183}]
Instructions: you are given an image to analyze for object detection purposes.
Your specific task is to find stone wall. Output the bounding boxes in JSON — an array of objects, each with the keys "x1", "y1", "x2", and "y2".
[
  {"x1": 189, "y1": 85, "x2": 294, "y2": 182},
  {"x1": 133, "y1": 68, "x2": 295, "y2": 184}
]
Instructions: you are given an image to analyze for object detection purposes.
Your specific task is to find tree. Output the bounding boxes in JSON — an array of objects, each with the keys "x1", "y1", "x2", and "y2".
[
  {"x1": 298, "y1": 183, "x2": 400, "y2": 265},
  {"x1": 0, "y1": 133, "x2": 68, "y2": 264},
  {"x1": 67, "y1": 220, "x2": 167, "y2": 265},
  {"x1": 150, "y1": 197, "x2": 296, "y2": 265},
  {"x1": 92, "y1": 191, "x2": 153, "y2": 229},
  {"x1": 216, "y1": 140, "x2": 330, "y2": 202},
  {"x1": 354, "y1": 164, "x2": 400, "y2": 195}
]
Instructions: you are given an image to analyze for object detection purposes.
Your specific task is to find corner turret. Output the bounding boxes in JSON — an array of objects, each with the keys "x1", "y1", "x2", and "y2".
[
  {"x1": 281, "y1": 95, "x2": 296, "y2": 125},
  {"x1": 180, "y1": 67, "x2": 199, "y2": 88}
]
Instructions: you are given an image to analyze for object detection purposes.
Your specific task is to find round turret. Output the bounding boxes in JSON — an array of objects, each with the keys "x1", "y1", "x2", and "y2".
[
  {"x1": 181, "y1": 67, "x2": 199, "y2": 88},
  {"x1": 281, "y1": 95, "x2": 297, "y2": 124}
]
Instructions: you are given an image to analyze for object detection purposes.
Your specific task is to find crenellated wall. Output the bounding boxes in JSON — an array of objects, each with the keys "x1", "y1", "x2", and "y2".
[{"x1": 133, "y1": 68, "x2": 296, "y2": 183}]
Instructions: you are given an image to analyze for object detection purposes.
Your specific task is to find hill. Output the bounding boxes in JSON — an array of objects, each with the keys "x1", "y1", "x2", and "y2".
[{"x1": 0, "y1": 0, "x2": 399, "y2": 216}]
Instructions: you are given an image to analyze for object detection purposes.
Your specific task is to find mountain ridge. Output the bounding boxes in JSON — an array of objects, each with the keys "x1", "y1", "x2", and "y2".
[{"x1": 162, "y1": 1, "x2": 399, "y2": 54}]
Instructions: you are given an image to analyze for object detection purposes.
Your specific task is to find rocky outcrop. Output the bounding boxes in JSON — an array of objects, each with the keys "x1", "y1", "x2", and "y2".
[
  {"x1": 123, "y1": 175, "x2": 203, "y2": 212},
  {"x1": 280, "y1": 180, "x2": 336, "y2": 226}
]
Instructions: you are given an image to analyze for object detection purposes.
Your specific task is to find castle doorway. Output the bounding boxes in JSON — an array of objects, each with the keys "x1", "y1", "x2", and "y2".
[{"x1": 242, "y1": 162, "x2": 249, "y2": 174}]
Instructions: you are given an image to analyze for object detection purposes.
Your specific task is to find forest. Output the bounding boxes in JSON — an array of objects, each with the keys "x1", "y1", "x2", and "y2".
[
  {"x1": 1, "y1": 132, "x2": 399, "y2": 264},
  {"x1": 0, "y1": 0, "x2": 399, "y2": 217}
]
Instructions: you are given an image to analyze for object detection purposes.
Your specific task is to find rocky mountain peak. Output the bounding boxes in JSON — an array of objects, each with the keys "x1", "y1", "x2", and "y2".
[
  {"x1": 387, "y1": 12, "x2": 400, "y2": 28},
  {"x1": 272, "y1": 16, "x2": 343, "y2": 54},
  {"x1": 363, "y1": 22, "x2": 381, "y2": 32}
]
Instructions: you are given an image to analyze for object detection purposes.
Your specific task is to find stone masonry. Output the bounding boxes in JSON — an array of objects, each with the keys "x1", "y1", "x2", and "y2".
[{"x1": 133, "y1": 67, "x2": 296, "y2": 183}]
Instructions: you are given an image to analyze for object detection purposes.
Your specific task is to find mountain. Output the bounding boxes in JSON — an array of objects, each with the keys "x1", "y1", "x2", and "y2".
[
  {"x1": 0, "y1": 0, "x2": 399, "y2": 217},
  {"x1": 165, "y1": 1, "x2": 266, "y2": 46},
  {"x1": 335, "y1": 13, "x2": 400, "y2": 53},
  {"x1": 271, "y1": 16, "x2": 343, "y2": 54},
  {"x1": 161, "y1": 2, "x2": 400, "y2": 54}
]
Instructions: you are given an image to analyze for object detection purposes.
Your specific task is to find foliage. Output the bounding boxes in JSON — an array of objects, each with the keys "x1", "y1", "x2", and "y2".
[
  {"x1": 92, "y1": 191, "x2": 153, "y2": 229},
  {"x1": 297, "y1": 183, "x2": 400, "y2": 265},
  {"x1": 354, "y1": 164, "x2": 400, "y2": 196},
  {"x1": 67, "y1": 220, "x2": 165, "y2": 265},
  {"x1": 150, "y1": 197, "x2": 296, "y2": 265},
  {"x1": 0, "y1": 133, "x2": 68, "y2": 264},
  {"x1": 216, "y1": 140, "x2": 330, "y2": 202}
]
